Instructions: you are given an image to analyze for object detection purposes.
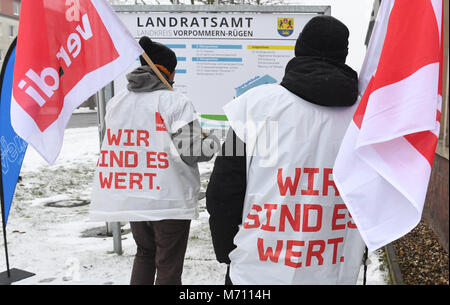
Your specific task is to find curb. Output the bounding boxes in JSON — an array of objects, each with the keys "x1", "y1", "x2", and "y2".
[{"x1": 384, "y1": 244, "x2": 405, "y2": 285}]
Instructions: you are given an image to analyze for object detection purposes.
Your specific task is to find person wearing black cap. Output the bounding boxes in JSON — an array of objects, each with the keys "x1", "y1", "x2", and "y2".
[
  {"x1": 90, "y1": 36, "x2": 219, "y2": 285},
  {"x1": 206, "y1": 16, "x2": 365, "y2": 285}
]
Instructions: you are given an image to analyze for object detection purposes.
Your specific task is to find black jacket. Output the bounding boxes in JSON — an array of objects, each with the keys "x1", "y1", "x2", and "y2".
[
  {"x1": 206, "y1": 55, "x2": 358, "y2": 264},
  {"x1": 206, "y1": 129, "x2": 246, "y2": 264}
]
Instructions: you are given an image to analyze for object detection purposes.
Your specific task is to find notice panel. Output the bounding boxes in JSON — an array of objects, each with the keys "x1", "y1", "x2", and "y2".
[{"x1": 116, "y1": 11, "x2": 318, "y2": 115}]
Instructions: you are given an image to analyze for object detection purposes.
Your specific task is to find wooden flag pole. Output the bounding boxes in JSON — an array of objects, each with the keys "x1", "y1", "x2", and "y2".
[
  {"x1": 141, "y1": 53, "x2": 173, "y2": 91},
  {"x1": 141, "y1": 52, "x2": 211, "y2": 138}
]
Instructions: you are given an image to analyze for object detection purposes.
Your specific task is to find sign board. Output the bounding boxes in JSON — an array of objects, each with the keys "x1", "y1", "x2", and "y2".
[{"x1": 113, "y1": 5, "x2": 330, "y2": 118}]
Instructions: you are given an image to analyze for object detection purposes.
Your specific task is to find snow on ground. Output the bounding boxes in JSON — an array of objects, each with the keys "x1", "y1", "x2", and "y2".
[{"x1": 1, "y1": 127, "x2": 389, "y2": 285}]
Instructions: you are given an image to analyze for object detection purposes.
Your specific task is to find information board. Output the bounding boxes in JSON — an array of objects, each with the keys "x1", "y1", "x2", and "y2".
[{"x1": 114, "y1": 6, "x2": 329, "y2": 116}]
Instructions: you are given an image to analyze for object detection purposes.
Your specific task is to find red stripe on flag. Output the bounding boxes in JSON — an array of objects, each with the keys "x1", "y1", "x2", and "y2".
[
  {"x1": 354, "y1": 0, "x2": 440, "y2": 131},
  {"x1": 353, "y1": 77, "x2": 374, "y2": 129},
  {"x1": 437, "y1": 110, "x2": 441, "y2": 123},
  {"x1": 371, "y1": 0, "x2": 440, "y2": 93},
  {"x1": 404, "y1": 131, "x2": 438, "y2": 167}
]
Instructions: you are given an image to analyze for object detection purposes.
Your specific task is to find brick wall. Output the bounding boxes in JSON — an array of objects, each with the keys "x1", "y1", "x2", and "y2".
[
  {"x1": 423, "y1": 154, "x2": 449, "y2": 253},
  {"x1": 0, "y1": 0, "x2": 19, "y2": 18},
  {"x1": 0, "y1": 0, "x2": 19, "y2": 67}
]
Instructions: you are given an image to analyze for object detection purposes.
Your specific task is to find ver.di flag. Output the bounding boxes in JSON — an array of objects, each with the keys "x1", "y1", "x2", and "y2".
[
  {"x1": 11, "y1": 0, "x2": 143, "y2": 164},
  {"x1": 333, "y1": 0, "x2": 443, "y2": 251}
]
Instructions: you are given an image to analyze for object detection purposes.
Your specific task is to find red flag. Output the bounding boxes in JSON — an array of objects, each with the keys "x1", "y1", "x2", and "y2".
[
  {"x1": 11, "y1": 0, "x2": 143, "y2": 164},
  {"x1": 333, "y1": 0, "x2": 443, "y2": 251}
]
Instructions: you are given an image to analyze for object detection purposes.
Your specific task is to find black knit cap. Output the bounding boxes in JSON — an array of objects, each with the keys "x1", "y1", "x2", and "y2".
[
  {"x1": 139, "y1": 36, "x2": 177, "y2": 73},
  {"x1": 295, "y1": 15, "x2": 349, "y2": 63}
]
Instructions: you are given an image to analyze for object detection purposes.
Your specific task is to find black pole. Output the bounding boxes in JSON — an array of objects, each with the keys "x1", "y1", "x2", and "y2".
[
  {"x1": 0, "y1": 38, "x2": 16, "y2": 280},
  {"x1": 0, "y1": 37, "x2": 34, "y2": 285},
  {"x1": 0, "y1": 147, "x2": 11, "y2": 278},
  {"x1": 363, "y1": 246, "x2": 368, "y2": 285}
]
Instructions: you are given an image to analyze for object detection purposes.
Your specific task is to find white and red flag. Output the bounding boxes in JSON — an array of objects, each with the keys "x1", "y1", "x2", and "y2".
[
  {"x1": 11, "y1": 0, "x2": 143, "y2": 164},
  {"x1": 334, "y1": 0, "x2": 444, "y2": 251}
]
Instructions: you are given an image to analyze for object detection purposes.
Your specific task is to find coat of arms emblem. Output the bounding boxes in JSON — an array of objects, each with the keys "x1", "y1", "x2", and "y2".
[{"x1": 277, "y1": 18, "x2": 294, "y2": 37}]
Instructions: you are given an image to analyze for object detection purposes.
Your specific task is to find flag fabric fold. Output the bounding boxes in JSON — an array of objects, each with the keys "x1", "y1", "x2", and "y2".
[
  {"x1": 334, "y1": 0, "x2": 443, "y2": 251},
  {"x1": 11, "y1": 0, "x2": 143, "y2": 164}
]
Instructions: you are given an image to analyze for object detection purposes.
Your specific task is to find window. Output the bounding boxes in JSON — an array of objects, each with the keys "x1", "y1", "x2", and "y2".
[{"x1": 13, "y1": 1, "x2": 20, "y2": 16}]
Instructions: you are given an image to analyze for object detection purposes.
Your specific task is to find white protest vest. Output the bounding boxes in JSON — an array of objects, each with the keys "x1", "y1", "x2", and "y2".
[
  {"x1": 223, "y1": 84, "x2": 365, "y2": 285},
  {"x1": 89, "y1": 89, "x2": 200, "y2": 221}
]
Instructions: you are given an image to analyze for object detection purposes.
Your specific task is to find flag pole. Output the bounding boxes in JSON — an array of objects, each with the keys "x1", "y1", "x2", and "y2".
[
  {"x1": 140, "y1": 53, "x2": 209, "y2": 138},
  {"x1": 141, "y1": 53, "x2": 173, "y2": 91},
  {"x1": 363, "y1": 246, "x2": 368, "y2": 285},
  {"x1": 0, "y1": 38, "x2": 34, "y2": 285},
  {"x1": 0, "y1": 149, "x2": 11, "y2": 279},
  {"x1": 0, "y1": 153, "x2": 35, "y2": 285},
  {"x1": 0, "y1": 36, "x2": 13, "y2": 278},
  {"x1": 141, "y1": 52, "x2": 207, "y2": 138}
]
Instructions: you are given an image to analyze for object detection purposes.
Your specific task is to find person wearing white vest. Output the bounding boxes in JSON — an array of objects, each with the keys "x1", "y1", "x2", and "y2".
[
  {"x1": 206, "y1": 16, "x2": 366, "y2": 285},
  {"x1": 90, "y1": 37, "x2": 219, "y2": 285}
]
